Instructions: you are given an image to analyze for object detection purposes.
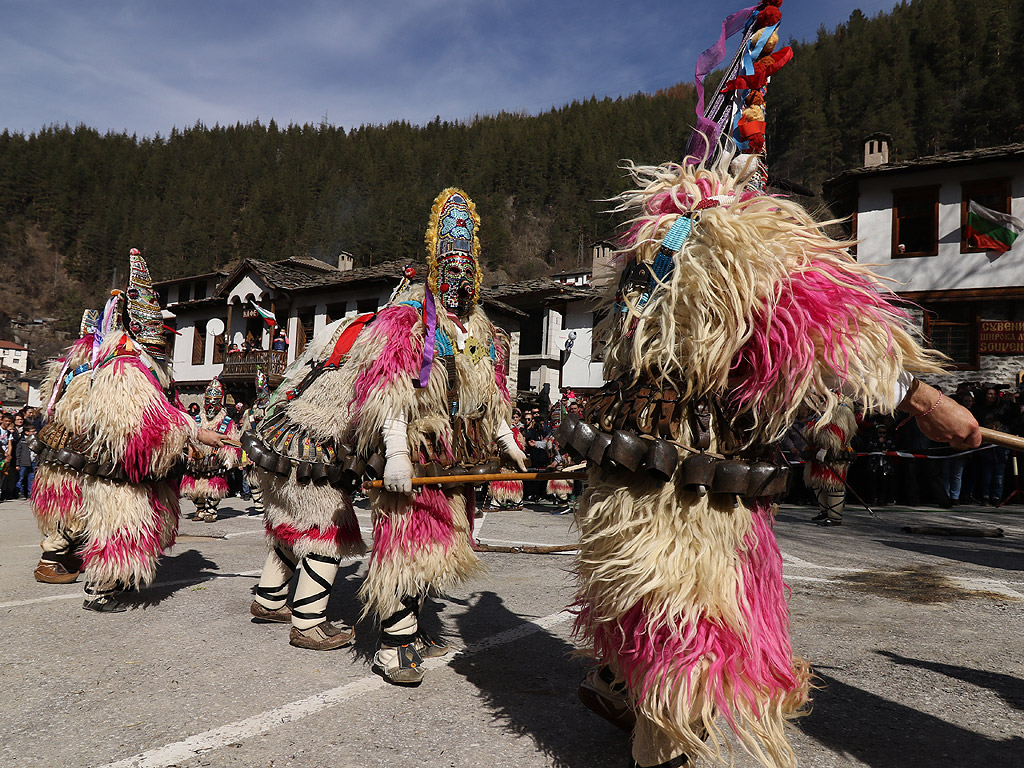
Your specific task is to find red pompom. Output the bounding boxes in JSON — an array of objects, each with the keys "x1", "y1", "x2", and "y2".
[
  {"x1": 403, "y1": 265, "x2": 416, "y2": 278},
  {"x1": 761, "y1": 0, "x2": 783, "y2": 7},
  {"x1": 757, "y1": 6, "x2": 782, "y2": 26}
]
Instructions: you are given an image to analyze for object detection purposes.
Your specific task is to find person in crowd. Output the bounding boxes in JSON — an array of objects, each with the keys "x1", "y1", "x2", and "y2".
[
  {"x1": 524, "y1": 408, "x2": 552, "y2": 501},
  {"x1": 15, "y1": 423, "x2": 36, "y2": 499},
  {"x1": 272, "y1": 328, "x2": 289, "y2": 352},
  {"x1": 977, "y1": 415, "x2": 1011, "y2": 505},
  {"x1": 0, "y1": 411, "x2": 17, "y2": 500},
  {"x1": 938, "y1": 391, "x2": 976, "y2": 507}
]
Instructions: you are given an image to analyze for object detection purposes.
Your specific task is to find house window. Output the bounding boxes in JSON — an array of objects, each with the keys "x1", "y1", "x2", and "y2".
[
  {"x1": 192, "y1": 321, "x2": 207, "y2": 365},
  {"x1": 961, "y1": 178, "x2": 1011, "y2": 253},
  {"x1": 194, "y1": 280, "x2": 207, "y2": 300},
  {"x1": 892, "y1": 186, "x2": 939, "y2": 257},
  {"x1": 212, "y1": 323, "x2": 226, "y2": 364},
  {"x1": 923, "y1": 303, "x2": 978, "y2": 370},
  {"x1": 326, "y1": 302, "x2": 347, "y2": 323},
  {"x1": 356, "y1": 298, "x2": 378, "y2": 314},
  {"x1": 180, "y1": 283, "x2": 192, "y2": 303}
]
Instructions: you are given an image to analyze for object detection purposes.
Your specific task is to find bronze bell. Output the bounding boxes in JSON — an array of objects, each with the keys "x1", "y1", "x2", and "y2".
[
  {"x1": 364, "y1": 453, "x2": 387, "y2": 481},
  {"x1": 83, "y1": 459, "x2": 100, "y2": 475},
  {"x1": 747, "y1": 461, "x2": 780, "y2": 497},
  {"x1": 56, "y1": 448, "x2": 76, "y2": 467},
  {"x1": 553, "y1": 413, "x2": 579, "y2": 447},
  {"x1": 295, "y1": 461, "x2": 313, "y2": 483},
  {"x1": 606, "y1": 430, "x2": 649, "y2": 473},
  {"x1": 257, "y1": 449, "x2": 278, "y2": 472},
  {"x1": 471, "y1": 461, "x2": 500, "y2": 476},
  {"x1": 342, "y1": 455, "x2": 367, "y2": 484},
  {"x1": 644, "y1": 439, "x2": 678, "y2": 482},
  {"x1": 274, "y1": 454, "x2": 293, "y2": 477},
  {"x1": 325, "y1": 463, "x2": 345, "y2": 487},
  {"x1": 679, "y1": 453, "x2": 717, "y2": 490},
  {"x1": 65, "y1": 451, "x2": 88, "y2": 471},
  {"x1": 571, "y1": 421, "x2": 598, "y2": 459},
  {"x1": 588, "y1": 431, "x2": 613, "y2": 466},
  {"x1": 240, "y1": 431, "x2": 257, "y2": 454},
  {"x1": 712, "y1": 459, "x2": 750, "y2": 495},
  {"x1": 97, "y1": 459, "x2": 118, "y2": 478},
  {"x1": 762, "y1": 465, "x2": 790, "y2": 496},
  {"x1": 310, "y1": 462, "x2": 329, "y2": 484}
]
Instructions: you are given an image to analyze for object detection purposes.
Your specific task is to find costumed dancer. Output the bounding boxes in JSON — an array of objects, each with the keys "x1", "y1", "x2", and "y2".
[
  {"x1": 30, "y1": 309, "x2": 99, "y2": 584},
  {"x1": 564, "y1": 4, "x2": 980, "y2": 766},
  {"x1": 487, "y1": 405, "x2": 525, "y2": 510},
  {"x1": 350, "y1": 188, "x2": 526, "y2": 684},
  {"x1": 31, "y1": 249, "x2": 224, "y2": 611},
  {"x1": 181, "y1": 376, "x2": 241, "y2": 522},
  {"x1": 240, "y1": 368, "x2": 271, "y2": 515},
  {"x1": 803, "y1": 396, "x2": 857, "y2": 526}
]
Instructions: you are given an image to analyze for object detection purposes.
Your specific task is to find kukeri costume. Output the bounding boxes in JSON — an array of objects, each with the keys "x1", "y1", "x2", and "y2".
[
  {"x1": 31, "y1": 250, "x2": 197, "y2": 611},
  {"x1": 245, "y1": 189, "x2": 526, "y2": 670},
  {"x1": 181, "y1": 377, "x2": 241, "y2": 522},
  {"x1": 563, "y1": 5, "x2": 945, "y2": 765},
  {"x1": 803, "y1": 397, "x2": 857, "y2": 526},
  {"x1": 240, "y1": 369, "x2": 270, "y2": 515},
  {"x1": 486, "y1": 419, "x2": 525, "y2": 509}
]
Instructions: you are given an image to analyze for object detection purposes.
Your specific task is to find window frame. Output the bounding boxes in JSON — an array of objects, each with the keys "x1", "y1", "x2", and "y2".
[
  {"x1": 891, "y1": 185, "x2": 940, "y2": 258},
  {"x1": 922, "y1": 303, "x2": 980, "y2": 371}
]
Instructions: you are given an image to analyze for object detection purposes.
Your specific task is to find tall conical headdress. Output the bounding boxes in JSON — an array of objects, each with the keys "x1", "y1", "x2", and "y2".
[
  {"x1": 124, "y1": 248, "x2": 167, "y2": 359},
  {"x1": 425, "y1": 188, "x2": 482, "y2": 312},
  {"x1": 80, "y1": 309, "x2": 100, "y2": 338},
  {"x1": 684, "y1": 0, "x2": 791, "y2": 191}
]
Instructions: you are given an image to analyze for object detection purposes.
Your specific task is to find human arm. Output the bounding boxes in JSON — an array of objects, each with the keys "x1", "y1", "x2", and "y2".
[
  {"x1": 381, "y1": 412, "x2": 413, "y2": 494},
  {"x1": 897, "y1": 378, "x2": 981, "y2": 450}
]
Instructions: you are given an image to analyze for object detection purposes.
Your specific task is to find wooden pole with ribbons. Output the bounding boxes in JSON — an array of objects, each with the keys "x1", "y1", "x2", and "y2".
[{"x1": 363, "y1": 470, "x2": 586, "y2": 490}]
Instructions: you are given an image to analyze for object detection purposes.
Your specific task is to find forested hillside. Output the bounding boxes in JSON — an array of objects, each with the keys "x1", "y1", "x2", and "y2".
[{"x1": 1, "y1": 0, "x2": 1023, "y2": 331}]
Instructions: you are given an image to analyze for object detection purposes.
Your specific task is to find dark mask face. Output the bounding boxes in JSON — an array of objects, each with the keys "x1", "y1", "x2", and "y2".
[
  {"x1": 436, "y1": 252, "x2": 477, "y2": 315},
  {"x1": 203, "y1": 399, "x2": 220, "y2": 420}
]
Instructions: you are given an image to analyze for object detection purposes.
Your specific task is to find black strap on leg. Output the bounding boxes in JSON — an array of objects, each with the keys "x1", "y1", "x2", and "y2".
[
  {"x1": 290, "y1": 554, "x2": 339, "y2": 622},
  {"x1": 380, "y1": 599, "x2": 418, "y2": 646}
]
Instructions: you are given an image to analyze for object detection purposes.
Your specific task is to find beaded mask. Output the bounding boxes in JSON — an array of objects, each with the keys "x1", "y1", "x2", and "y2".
[
  {"x1": 203, "y1": 376, "x2": 225, "y2": 420},
  {"x1": 425, "y1": 188, "x2": 482, "y2": 316}
]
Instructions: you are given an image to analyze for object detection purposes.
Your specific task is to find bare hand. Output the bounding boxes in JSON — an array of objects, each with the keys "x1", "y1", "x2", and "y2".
[
  {"x1": 899, "y1": 381, "x2": 981, "y2": 449},
  {"x1": 197, "y1": 428, "x2": 225, "y2": 449}
]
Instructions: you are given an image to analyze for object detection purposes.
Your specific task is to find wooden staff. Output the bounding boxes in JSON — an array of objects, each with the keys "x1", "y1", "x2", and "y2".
[
  {"x1": 474, "y1": 543, "x2": 579, "y2": 554},
  {"x1": 363, "y1": 470, "x2": 587, "y2": 490},
  {"x1": 980, "y1": 427, "x2": 1024, "y2": 452}
]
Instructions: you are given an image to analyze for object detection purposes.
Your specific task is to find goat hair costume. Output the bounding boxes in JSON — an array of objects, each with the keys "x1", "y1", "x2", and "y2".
[
  {"x1": 180, "y1": 377, "x2": 241, "y2": 510},
  {"x1": 31, "y1": 250, "x2": 195, "y2": 595},
  {"x1": 803, "y1": 397, "x2": 857, "y2": 493},
  {"x1": 563, "y1": 155, "x2": 943, "y2": 768}
]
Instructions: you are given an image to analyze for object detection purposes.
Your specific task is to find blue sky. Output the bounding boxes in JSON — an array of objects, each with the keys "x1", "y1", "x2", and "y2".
[{"x1": 1, "y1": 1, "x2": 901, "y2": 138}]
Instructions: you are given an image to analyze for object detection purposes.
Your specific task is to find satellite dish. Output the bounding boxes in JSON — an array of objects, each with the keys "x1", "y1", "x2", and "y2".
[{"x1": 207, "y1": 318, "x2": 225, "y2": 336}]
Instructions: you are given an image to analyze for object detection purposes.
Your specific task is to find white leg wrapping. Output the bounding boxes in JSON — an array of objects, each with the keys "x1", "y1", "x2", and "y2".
[
  {"x1": 375, "y1": 604, "x2": 418, "y2": 670},
  {"x1": 290, "y1": 554, "x2": 340, "y2": 631},
  {"x1": 254, "y1": 546, "x2": 296, "y2": 611}
]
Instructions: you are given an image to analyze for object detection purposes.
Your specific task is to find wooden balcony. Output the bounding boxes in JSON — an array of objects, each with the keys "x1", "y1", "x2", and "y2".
[{"x1": 219, "y1": 350, "x2": 288, "y2": 387}]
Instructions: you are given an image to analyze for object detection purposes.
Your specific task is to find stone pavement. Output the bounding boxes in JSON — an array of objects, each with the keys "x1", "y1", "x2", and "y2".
[{"x1": 0, "y1": 494, "x2": 1021, "y2": 768}]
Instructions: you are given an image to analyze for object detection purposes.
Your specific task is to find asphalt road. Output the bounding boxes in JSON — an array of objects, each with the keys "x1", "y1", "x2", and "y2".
[{"x1": 1, "y1": 493, "x2": 1022, "y2": 768}]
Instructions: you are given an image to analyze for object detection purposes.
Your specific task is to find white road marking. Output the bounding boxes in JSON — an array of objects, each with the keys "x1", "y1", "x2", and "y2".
[
  {"x1": 781, "y1": 553, "x2": 857, "y2": 572},
  {"x1": 97, "y1": 608, "x2": 574, "y2": 768}
]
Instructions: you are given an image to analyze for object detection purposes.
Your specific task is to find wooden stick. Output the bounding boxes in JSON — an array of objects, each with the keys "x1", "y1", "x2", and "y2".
[
  {"x1": 474, "y1": 543, "x2": 579, "y2": 554},
  {"x1": 363, "y1": 471, "x2": 587, "y2": 489},
  {"x1": 979, "y1": 426, "x2": 1024, "y2": 452}
]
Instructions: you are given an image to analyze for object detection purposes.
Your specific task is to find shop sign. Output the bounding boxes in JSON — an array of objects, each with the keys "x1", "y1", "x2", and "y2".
[{"x1": 979, "y1": 320, "x2": 1024, "y2": 354}]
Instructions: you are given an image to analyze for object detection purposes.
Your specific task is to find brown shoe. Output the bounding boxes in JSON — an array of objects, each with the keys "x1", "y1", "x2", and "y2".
[
  {"x1": 578, "y1": 666, "x2": 636, "y2": 732},
  {"x1": 289, "y1": 621, "x2": 354, "y2": 650},
  {"x1": 34, "y1": 559, "x2": 81, "y2": 584},
  {"x1": 250, "y1": 600, "x2": 292, "y2": 624}
]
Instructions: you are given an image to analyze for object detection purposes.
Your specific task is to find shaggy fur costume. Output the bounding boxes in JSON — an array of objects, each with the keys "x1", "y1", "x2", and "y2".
[
  {"x1": 180, "y1": 406, "x2": 240, "y2": 504},
  {"x1": 575, "y1": 154, "x2": 943, "y2": 768},
  {"x1": 348, "y1": 285, "x2": 512, "y2": 619},
  {"x1": 487, "y1": 426, "x2": 524, "y2": 506},
  {"x1": 253, "y1": 318, "x2": 366, "y2": 563},
  {"x1": 803, "y1": 398, "x2": 858, "y2": 491},
  {"x1": 33, "y1": 332, "x2": 194, "y2": 589}
]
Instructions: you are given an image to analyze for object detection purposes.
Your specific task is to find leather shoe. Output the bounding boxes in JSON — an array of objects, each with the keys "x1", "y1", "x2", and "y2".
[
  {"x1": 810, "y1": 512, "x2": 829, "y2": 522},
  {"x1": 34, "y1": 558, "x2": 81, "y2": 584},
  {"x1": 83, "y1": 596, "x2": 127, "y2": 613},
  {"x1": 289, "y1": 621, "x2": 354, "y2": 650},
  {"x1": 250, "y1": 600, "x2": 292, "y2": 623}
]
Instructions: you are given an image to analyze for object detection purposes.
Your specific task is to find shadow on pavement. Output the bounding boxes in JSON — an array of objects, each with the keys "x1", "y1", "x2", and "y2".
[
  {"x1": 876, "y1": 537, "x2": 1024, "y2": 572},
  {"x1": 125, "y1": 548, "x2": 222, "y2": 607},
  {"x1": 877, "y1": 651, "x2": 1024, "y2": 712},
  {"x1": 449, "y1": 590, "x2": 627, "y2": 768},
  {"x1": 798, "y1": 672, "x2": 1024, "y2": 766}
]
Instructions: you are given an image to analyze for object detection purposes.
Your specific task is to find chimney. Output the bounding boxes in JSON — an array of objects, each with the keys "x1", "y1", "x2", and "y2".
[
  {"x1": 864, "y1": 133, "x2": 891, "y2": 167},
  {"x1": 337, "y1": 252, "x2": 354, "y2": 272},
  {"x1": 591, "y1": 243, "x2": 616, "y2": 288}
]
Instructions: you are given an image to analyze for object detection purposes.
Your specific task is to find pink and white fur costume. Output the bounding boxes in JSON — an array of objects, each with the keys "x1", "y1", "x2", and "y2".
[
  {"x1": 488, "y1": 424, "x2": 524, "y2": 508},
  {"x1": 348, "y1": 284, "x2": 512, "y2": 622},
  {"x1": 180, "y1": 406, "x2": 240, "y2": 519},
  {"x1": 252, "y1": 318, "x2": 367, "y2": 633},
  {"x1": 575, "y1": 155, "x2": 944, "y2": 768},
  {"x1": 33, "y1": 331, "x2": 195, "y2": 600},
  {"x1": 803, "y1": 396, "x2": 858, "y2": 522}
]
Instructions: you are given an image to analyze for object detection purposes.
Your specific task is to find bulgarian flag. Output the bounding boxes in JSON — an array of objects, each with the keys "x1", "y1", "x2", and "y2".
[
  {"x1": 966, "y1": 201, "x2": 1024, "y2": 253},
  {"x1": 249, "y1": 300, "x2": 276, "y2": 327}
]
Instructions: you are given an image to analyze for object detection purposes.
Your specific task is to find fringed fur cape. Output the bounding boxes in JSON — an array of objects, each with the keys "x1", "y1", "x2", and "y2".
[
  {"x1": 180, "y1": 408, "x2": 240, "y2": 502},
  {"x1": 803, "y1": 398, "x2": 858, "y2": 491},
  {"x1": 32, "y1": 332, "x2": 194, "y2": 588},
  {"x1": 574, "y1": 156, "x2": 943, "y2": 768}
]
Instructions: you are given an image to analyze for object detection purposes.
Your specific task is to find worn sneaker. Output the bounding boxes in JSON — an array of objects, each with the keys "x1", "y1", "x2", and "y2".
[
  {"x1": 373, "y1": 642, "x2": 426, "y2": 685},
  {"x1": 289, "y1": 621, "x2": 354, "y2": 650},
  {"x1": 34, "y1": 558, "x2": 81, "y2": 584},
  {"x1": 83, "y1": 596, "x2": 127, "y2": 613},
  {"x1": 250, "y1": 600, "x2": 293, "y2": 624}
]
